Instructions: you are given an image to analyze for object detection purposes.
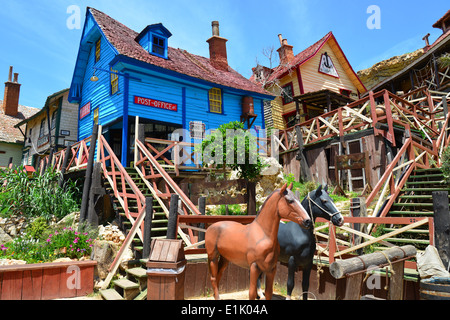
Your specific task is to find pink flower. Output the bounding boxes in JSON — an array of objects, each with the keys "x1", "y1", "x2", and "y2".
[{"x1": 73, "y1": 239, "x2": 78, "y2": 244}]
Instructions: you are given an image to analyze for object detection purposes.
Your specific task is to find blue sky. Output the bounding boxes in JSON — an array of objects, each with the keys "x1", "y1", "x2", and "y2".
[{"x1": 0, "y1": 0, "x2": 448, "y2": 109}]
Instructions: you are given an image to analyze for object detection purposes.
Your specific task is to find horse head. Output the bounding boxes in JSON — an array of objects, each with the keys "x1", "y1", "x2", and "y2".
[
  {"x1": 278, "y1": 183, "x2": 312, "y2": 229},
  {"x1": 307, "y1": 185, "x2": 344, "y2": 226}
]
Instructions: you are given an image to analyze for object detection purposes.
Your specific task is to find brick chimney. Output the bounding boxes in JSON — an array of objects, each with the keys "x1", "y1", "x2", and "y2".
[
  {"x1": 2, "y1": 66, "x2": 21, "y2": 117},
  {"x1": 277, "y1": 34, "x2": 294, "y2": 65},
  {"x1": 206, "y1": 21, "x2": 228, "y2": 72}
]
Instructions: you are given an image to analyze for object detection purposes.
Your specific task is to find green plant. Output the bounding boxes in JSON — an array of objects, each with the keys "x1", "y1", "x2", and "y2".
[
  {"x1": 0, "y1": 226, "x2": 96, "y2": 263},
  {"x1": 46, "y1": 227, "x2": 95, "y2": 260},
  {"x1": 284, "y1": 174, "x2": 317, "y2": 198},
  {"x1": 25, "y1": 217, "x2": 51, "y2": 241},
  {"x1": 0, "y1": 166, "x2": 80, "y2": 220},
  {"x1": 442, "y1": 146, "x2": 450, "y2": 184},
  {"x1": 211, "y1": 204, "x2": 245, "y2": 216},
  {"x1": 197, "y1": 121, "x2": 267, "y2": 181}
]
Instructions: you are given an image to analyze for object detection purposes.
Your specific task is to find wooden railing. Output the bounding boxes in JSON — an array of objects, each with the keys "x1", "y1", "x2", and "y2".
[
  {"x1": 42, "y1": 136, "x2": 92, "y2": 174},
  {"x1": 141, "y1": 137, "x2": 201, "y2": 176},
  {"x1": 317, "y1": 216, "x2": 434, "y2": 267},
  {"x1": 274, "y1": 89, "x2": 448, "y2": 154},
  {"x1": 97, "y1": 134, "x2": 147, "y2": 289}
]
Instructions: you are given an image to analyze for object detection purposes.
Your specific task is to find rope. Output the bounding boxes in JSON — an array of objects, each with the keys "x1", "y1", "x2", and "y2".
[
  {"x1": 379, "y1": 250, "x2": 396, "y2": 275},
  {"x1": 307, "y1": 194, "x2": 342, "y2": 219}
]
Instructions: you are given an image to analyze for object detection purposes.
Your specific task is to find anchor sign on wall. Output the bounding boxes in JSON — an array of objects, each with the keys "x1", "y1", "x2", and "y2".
[{"x1": 319, "y1": 52, "x2": 339, "y2": 78}]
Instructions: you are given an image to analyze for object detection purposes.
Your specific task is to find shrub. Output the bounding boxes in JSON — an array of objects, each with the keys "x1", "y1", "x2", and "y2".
[
  {"x1": 0, "y1": 227, "x2": 95, "y2": 263},
  {"x1": 284, "y1": 173, "x2": 317, "y2": 198},
  {"x1": 25, "y1": 217, "x2": 51, "y2": 241},
  {"x1": 0, "y1": 166, "x2": 80, "y2": 220},
  {"x1": 197, "y1": 121, "x2": 266, "y2": 181},
  {"x1": 442, "y1": 146, "x2": 450, "y2": 184}
]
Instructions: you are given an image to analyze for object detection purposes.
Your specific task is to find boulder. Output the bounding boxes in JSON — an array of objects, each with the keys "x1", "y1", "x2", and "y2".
[
  {"x1": 0, "y1": 227, "x2": 12, "y2": 244},
  {"x1": 90, "y1": 240, "x2": 120, "y2": 280}
]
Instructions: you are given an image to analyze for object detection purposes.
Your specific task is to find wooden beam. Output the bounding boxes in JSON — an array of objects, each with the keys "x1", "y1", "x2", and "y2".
[{"x1": 335, "y1": 219, "x2": 428, "y2": 256}]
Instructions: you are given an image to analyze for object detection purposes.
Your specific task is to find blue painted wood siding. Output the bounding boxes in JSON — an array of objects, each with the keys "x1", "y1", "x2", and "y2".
[
  {"x1": 77, "y1": 31, "x2": 266, "y2": 144},
  {"x1": 78, "y1": 34, "x2": 124, "y2": 141},
  {"x1": 127, "y1": 72, "x2": 265, "y2": 133}
]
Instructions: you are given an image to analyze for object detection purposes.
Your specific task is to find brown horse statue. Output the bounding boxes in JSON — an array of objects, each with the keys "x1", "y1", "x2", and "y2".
[{"x1": 205, "y1": 183, "x2": 312, "y2": 300}]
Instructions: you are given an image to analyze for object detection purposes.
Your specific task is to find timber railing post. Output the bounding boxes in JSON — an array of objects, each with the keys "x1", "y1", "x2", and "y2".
[
  {"x1": 58, "y1": 144, "x2": 71, "y2": 188},
  {"x1": 432, "y1": 191, "x2": 450, "y2": 270},
  {"x1": 167, "y1": 194, "x2": 179, "y2": 240},
  {"x1": 143, "y1": 197, "x2": 154, "y2": 259},
  {"x1": 197, "y1": 197, "x2": 206, "y2": 249},
  {"x1": 80, "y1": 124, "x2": 99, "y2": 226}
]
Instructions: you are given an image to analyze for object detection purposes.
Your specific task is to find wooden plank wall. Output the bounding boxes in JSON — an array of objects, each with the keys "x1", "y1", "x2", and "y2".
[
  {"x1": 184, "y1": 261, "x2": 250, "y2": 299},
  {"x1": 0, "y1": 261, "x2": 96, "y2": 300}
]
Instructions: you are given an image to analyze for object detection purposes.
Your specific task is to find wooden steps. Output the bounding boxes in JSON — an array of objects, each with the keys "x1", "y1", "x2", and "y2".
[
  {"x1": 382, "y1": 167, "x2": 447, "y2": 250},
  {"x1": 104, "y1": 167, "x2": 170, "y2": 260},
  {"x1": 100, "y1": 265, "x2": 148, "y2": 300}
]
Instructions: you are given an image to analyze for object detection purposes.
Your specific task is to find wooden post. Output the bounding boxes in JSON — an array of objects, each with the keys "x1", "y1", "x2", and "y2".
[
  {"x1": 166, "y1": 194, "x2": 179, "y2": 240},
  {"x1": 197, "y1": 197, "x2": 206, "y2": 249},
  {"x1": 330, "y1": 245, "x2": 416, "y2": 279},
  {"x1": 247, "y1": 181, "x2": 256, "y2": 215},
  {"x1": 58, "y1": 144, "x2": 71, "y2": 188},
  {"x1": 143, "y1": 197, "x2": 153, "y2": 259},
  {"x1": 294, "y1": 125, "x2": 312, "y2": 182},
  {"x1": 80, "y1": 124, "x2": 99, "y2": 224},
  {"x1": 342, "y1": 273, "x2": 363, "y2": 300},
  {"x1": 444, "y1": 99, "x2": 450, "y2": 143},
  {"x1": 432, "y1": 191, "x2": 450, "y2": 270},
  {"x1": 389, "y1": 261, "x2": 405, "y2": 300},
  {"x1": 87, "y1": 162, "x2": 104, "y2": 227},
  {"x1": 350, "y1": 197, "x2": 367, "y2": 255}
]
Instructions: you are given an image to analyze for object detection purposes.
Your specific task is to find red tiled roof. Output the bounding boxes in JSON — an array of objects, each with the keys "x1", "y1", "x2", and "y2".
[
  {"x1": 432, "y1": 10, "x2": 450, "y2": 29},
  {"x1": 251, "y1": 31, "x2": 366, "y2": 93},
  {"x1": 425, "y1": 28, "x2": 450, "y2": 52},
  {"x1": 263, "y1": 32, "x2": 333, "y2": 83},
  {"x1": 89, "y1": 7, "x2": 273, "y2": 97},
  {"x1": 0, "y1": 101, "x2": 39, "y2": 144}
]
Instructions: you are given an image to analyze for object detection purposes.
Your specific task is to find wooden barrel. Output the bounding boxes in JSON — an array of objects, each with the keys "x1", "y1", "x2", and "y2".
[{"x1": 420, "y1": 277, "x2": 450, "y2": 300}]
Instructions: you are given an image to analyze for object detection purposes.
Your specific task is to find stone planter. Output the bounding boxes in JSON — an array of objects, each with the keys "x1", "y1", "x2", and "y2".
[{"x1": 0, "y1": 260, "x2": 97, "y2": 300}]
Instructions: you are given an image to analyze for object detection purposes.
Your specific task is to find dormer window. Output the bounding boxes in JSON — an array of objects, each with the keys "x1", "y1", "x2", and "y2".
[
  {"x1": 152, "y1": 35, "x2": 165, "y2": 56},
  {"x1": 135, "y1": 23, "x2": 172, "y2": 59}
]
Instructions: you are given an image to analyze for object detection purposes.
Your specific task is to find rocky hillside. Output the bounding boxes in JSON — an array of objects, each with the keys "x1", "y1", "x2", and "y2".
[{"x1": 357, "y1": 48, "x2": 424, "y2": 91}]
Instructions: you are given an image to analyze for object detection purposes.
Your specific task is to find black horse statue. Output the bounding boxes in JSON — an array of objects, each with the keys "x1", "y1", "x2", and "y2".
[{"x1": 257, "y1": 184, "x2": 344, "y2": 300}]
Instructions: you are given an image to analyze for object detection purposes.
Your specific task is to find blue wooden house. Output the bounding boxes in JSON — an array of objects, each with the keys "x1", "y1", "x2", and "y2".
[{"x1": 68, "y1": 7, "x2": 274, "y2": 166}]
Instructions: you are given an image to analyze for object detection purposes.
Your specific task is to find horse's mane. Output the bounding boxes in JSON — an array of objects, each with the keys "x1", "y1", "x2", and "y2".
[{"x1": 257, "y1": 188, "x2": 283, "y2": 215}]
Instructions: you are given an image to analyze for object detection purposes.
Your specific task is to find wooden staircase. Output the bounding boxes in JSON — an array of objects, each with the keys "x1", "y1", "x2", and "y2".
[
  {"x1": 100, "y1": 167, "x2": 172, "y2": 300},
  {"x1": 383, "y1": 167, "x2": 448, "y2": 249},
  {"x1": 99, "y1": 263, "x2": 148, "y2": 300},
  {"x1": 105, "y1": 167, "x2": 169, "y2": 260}
]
